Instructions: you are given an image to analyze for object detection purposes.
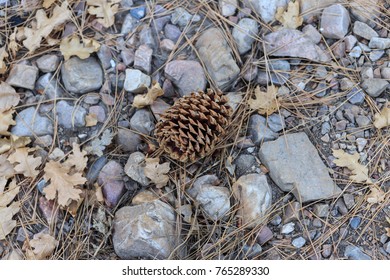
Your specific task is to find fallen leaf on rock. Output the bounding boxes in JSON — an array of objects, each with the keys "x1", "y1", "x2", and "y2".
[
  {"x1": 84, "y1": 129, "x2": 113, "y2": 157},
  {"x1": 0, "y1": 46, "x2": 8, "y2": 74},
  {"x1": 64, "y1": 143, "x2": 88, "y2": 172},
  {"x1": 133, "y1": 82, "x2": 164, "y2": 108},
  {"x1": 332, "y1": 149, "x2": 371, "y2": 183},
  {"x1": 144, "y1": 157, "x2": 170, "y2": 188},
  {"x1": 60, "y1": 36, "x2": 100, "y2": 60},
  {"x1": 0, "y1": 82, "x2": 20, "y2": 113},
  {"x1": 0, "y1": 135, "x2": 31, "y2": 155},
  {"x1": 86, "y1": 0, "x2": 121, "y2": 28},
  {"x1": 275, "y1": 1, "x2": 303, "y2": 29},
  {"x1": 373, "y1": 104, "x2": 390, "y2": 129},
  {"x1": 366, "y1": 186, "x2": 385, "y2": 204},
  {"x1": 248, "y1": 85, "x2": 279, "y2": 115},
  {"x1": 24, "y1": 232, "x2": 58, "y2": 260},
  {"x1": 0, "y1": 109, "x2": 15, "y2": 136},
  {"x1": 85, "y1": 113, "x2": 98, "y2": 127},
  {"x1": 7, "y1": 148, "x2": 42, "y2": 178}
]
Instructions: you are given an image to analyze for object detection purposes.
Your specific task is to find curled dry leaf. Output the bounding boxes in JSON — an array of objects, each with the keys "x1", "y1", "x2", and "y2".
[
  {"x1": 144, "y1": 158, "x2": 170, "y2": 188},
  {"x1": 64, "y1": 143, "x2": 88, "y2": 172},
  {"x1": 24, "y1": 232, "x2": 58, "y2": 260},
  {"x1": 86, "y1": 0, "x2": 121, "y2": 28},
  {"x1": 275, "y1": 0, "x2": 303, "y2": 29},
  {"x1": 7, "y1": 148, "x2": 42, "y2": 178},
  {"x1": 373, "y1": 103, "x2": 390, "y2": 129},
  {"x1": 60, "y1": 36, "x2": 101, "y2": 60},
  {"x1": 248, "y1": 85, "x2": 279, "y2": 115},
  {"x1": 332, "y1": 149, "x2": 371, "y2": 183},
  {"x1": 0, "y1": 180, "x2": 20, "y2": 240},
  {"x1": 0, "y1": 46, "x2": 8, "y2": 74},
  {"x1": 21, "y1": 2, "x2": 71, "y2": 52},
  {"x1": 133, "y1": 82, "x2": 164, "y2": 108},
  {"x1": 0, "y1": 82, "x2": 20, "y2": 113},
  {"x1": 366, "y1": 186, "x2": 385, "y2": 204},
  {"x1": 0, "y1": 134, "x2": 31, "y2": 155},
  {"x1": 0, "y1": 109, "x2": 15, "y2": 136}
]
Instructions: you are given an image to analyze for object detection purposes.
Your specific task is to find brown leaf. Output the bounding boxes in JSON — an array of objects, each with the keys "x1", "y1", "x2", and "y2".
[
  {"x1": 373, "y1": 103, "x2": 390, "y2": 129},
  {"x1": 248, "y1": 85, "x2": 278, "y2": 115},
  {"x1": 24, "y1": 232, "x2": 58, "y2": 260},
  {"x1": 0, "y1": 134, "x2": 31, "y2": 155},
  {"x1": 7, "y1": 148, "x2": 42, "y2": 178},
  {"x1": 8, "y1": 28, "x2": 19, "y2": 58},
  {"x1": 366, "y1": 186, "x2": 385, "y2": 204},
  {"x1": 0, "y1": 155, "x2": 14, "y2": 179},
  {"x1": 43, "y1": 0, "x2": 56, "y2": 8},
  {"x1": 63, "y1": 143, "x2": 88, "y2": 172},
  {"x1": 144, "y1": 158, "x2": 170, "y2": 188},
  {"x1": 0, "y1": 109, "x2": 15, "y2": 136},
  {"x1": 0, "y1": 46, "x2": 8, "y2": 74},
  {"x1": 85, "y1": 113, "x2": 98, "y2": 127},
  {"x1": 275, "y1": 1, "x2": 303, "y2": 29},
  {"x1": 60, "y1": 36, "x2": 100, "y2": 60},
  {"x1": 133, "y1": 82, "x2": 164, "y2": 108},
  {"x1": 332, "y1": 149, "x2": 371, "y2": 183},
  {"x1": 0, "y1": 179, "x2": 19, "y2": 208},
  {"x1": 0, "y1": 201, "x2": 20, "y2": 240},
  {"x1": 87, "y1": 0, "x2": 121, "y2": 28},
  {"x1": 43, "y1": 161, "x2": 86, "y2": 207},
  {"x1": 0, "y1": 82, "x2": 20, "y2": 113}
]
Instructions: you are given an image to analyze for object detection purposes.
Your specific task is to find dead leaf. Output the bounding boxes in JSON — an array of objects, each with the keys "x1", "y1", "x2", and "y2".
[
  {"x1": 8, "y1": 28, "x2": 19, "y2": 58},
  {"x1": 373, "y1": 103, "x2": 390, "y2": 129},
  {"x1": 248, "y1": 85, "x2": 279, "y2": 115},
  {"x1": 0, "y1": 135, "x2": 31, "y2": 155},
  {"x1": 275, "y1": 1, "x2": 303, "y2": 29},
  {"x1": 0, "y1": 155, "x2": 14, "y2": 179},
  {"x1": 7, "y1": 148, "x2": 42, "y2": 178},
  {"x1": 133, "y1": 82, "x2": 164, "y2": 108},
  {"x1": 64, "y1": 143, "x2": 88, "y2": 172},
  {"x1": 144, "y1": 158, "x2": 170, "y2": 188},
  {"x1": 43, "y1": 0, "x2": 56, "y2": 8},
  {"x1": 0, "y1": 109, "x2": 15, "y2": 136},
  {"x1": 43, "y1": 160, "x2": 86, "y2": 207},
  {"x1": 60, "y1": 36, "x2": 100, "y2": 60},
  {"x1": 84, "y1": 129, "x2": 113, "y2": 156},
  {"x1": 0, "y1": 82, "x2": 20, "y2": 113},
  {"x1": 86, "y1": 0, "x2": 121, "y2": 28},
  {"x1": 2, "y1": 250, "x2": 23, "y2": 260},
  {"x1": 22, "y1": 2, "x2": 71, "y2": 52},
  {"x1": 386, "y1": 228, "x2": 390, "y2": 238},
  {"x1": 332, "y1": 149, "x2": 371, "y2": 183},
  {"x1": 24, "y1": 232, "x2": 58, "y2": 260},
  {"x1": 0, "y1": 201, "x2": 20, "y2": 240},
  {"x1": 0, "y1": 180, "x2": 19, "y2": 208},
  {"x1": 0, "y1": 46, "x2": 8, "y2": 74},
  {"x1": 85, "y1": 113, "x2": 98, "y2": 127},
  {"x1": 366, "y1": 186, "x2": 385, "y2": 204}
]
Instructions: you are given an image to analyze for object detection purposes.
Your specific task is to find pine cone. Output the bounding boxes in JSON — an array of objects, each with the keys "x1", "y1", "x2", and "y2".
[{"x1": 154, "y1": 89, "x2": 232, "y2": 162}]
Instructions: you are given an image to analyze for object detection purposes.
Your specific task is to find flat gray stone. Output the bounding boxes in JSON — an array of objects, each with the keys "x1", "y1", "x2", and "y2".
[
  {"x1": 219, "y1": 0, "x2": 237, "y2": 17},
  {"x1": 56, "y1": 100, "x2": 87, "y2": 129},
  {"x1": 232, "y1": 18, "x2": 259, "y2": 54},
  {"x1": 35, "y1": 73, "x2": 64, "y2": 100},
  {"x1": 320, "y1": 4, "x2": 350, "y2": 39},
  {"x1": 116, "y1": 128, "x2": 142, "y2": 152},
  {"x1": 121, "y1": 13, "x2": 139, "y2": 34},
  {"x1": 245, "y1": 0, "x2": 288, "y2": 23},
  {"x1": 129, "y1": 109, "x2": 154, "y2": 135},
  {"x1": 344, "y1": 245, "x2": 371, "y2": 260},
  {"x1": 11, "y1": 107, "x2": 53, "y2": 137},
  {"x1": 124, "y1": 152, "x2": 150, "y2": 186},
  {"x1": 353, "y1": 21, "x2": 378, "y2": 40},
  {"x1": 124, "y1": 69, "x2": 151, "y2": 93},
  {"x1": 248, "y1": 114, "x2": 279, "y2": 145},
  {"x1": 299, "y1": 0, "x2": 341, "y2": 21},
  {"x1": 98, "y1": 160, "x2": 125, "y2": 208},
  {"x1": 134, "y1": 44, "x2": 153, "y2": 74},
  {"x1": 171, "y1": 7, "x2": 200, "y2": 27},
  {"x1": 369, "y1": 37, "x2": 390, "y2": 49},
  {"x1": 6, "y1": 64, "x2": 38, "y2": 90},
  {"x1": 195, "y1": 28, "x2": 240, "y2": 90},
  {"x1": 113, "y1": 200, "x2": 176, "y2": 259},
  {"x1": 361, "y1": 78, "x2": 389, "y2": 97},
  {"x1": 350, "y1": 0, "x2": 379, "y2": 23},
  {"x1": 36, "y1": 54, "x2": 60, "y2": 73},
  {"x1": 258, "y1": 132, "x2": 341, "y2": 203},
  {"x1": 302, "y1": 24, "x2": 322, "y2": 44}
]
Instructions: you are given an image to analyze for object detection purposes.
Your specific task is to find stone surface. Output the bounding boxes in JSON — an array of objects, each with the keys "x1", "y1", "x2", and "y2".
[
  {"x1": 113, "y1": 200, "x2": 176, "y2": 259},
  {"x1": 258, "y1": 133, "x2": 342, "y2": 203},
  {"x1": 98, "y1": 161, "x2": 125, "y2": 207},
  {"x1": 195, "y1": 28, "x2": 240, "y2": 90},
  {"x1": 344, "y1": 245, "x2": 371, "y2": 260},
  {"x1": 299, "y1": 0, "x2": 341, "y2": 21},
  {"x1": 164, "y1": 24, "x2": 181, "y2": 42},
  {"x1": 89, "y1": 106, "x2": 106, "y2": 123},
  {"x1": 160, "y1": 39, "x2": 175, "y2": 52},
  {"x1": 232, "y1": 18, "x2": 259, "y2": 54},
  {"x1": 124, "y1": 152, "x2": 150, "y2": 186},
  {"x1": 264, "y1": 29, "x2": 329, "y2": 62},
  {"x1": 369, "y1": 37, "x2": 390, "y2": 49},
  {"x1": 257, "y1": 60, "x2": 290, "y2": 86},
  {"x1": 248, "y1": 114, "x2": 279, "y2": 145},
  {"x1": 36, "y1": 54, "x2": 60, "y2": 72},
  {"x1": 361, "y1": 78, "x2": 389, "y2": 97},
  {"x1": 130, "y1": 109, "x2": 154, "y2": 135},
  {"x1": 267, "y1": 114, "x2": 285, "y2": 132},
  {"x1": 347, "y1": 87, "x2": 365, "y2": 105},
  {"x1": 11, "y1": 107, "x2": 54, "y2": 137},
  {"x1": 35, "y1": 73, "x2": 64, "y2": 100},
  {"x1": 6, "y1": 64, "x2": 38, "y2": 90},
  {"x1": 350, "y1": 0, "x2": 379, "y2": 23},
  {"x1": 302, "y1": 24, "x2": 322, "y2": 44},
  {"x1": 353, "y1": 21, "x2": 378, "y2": 40},
  {"x1": 171, "y1": 7, "x2": 200, "y2": 27},
  {"x1": 124, "y1": 69, "x2": 151, "y2": 93},
  {"x1": 313, "y1": 203, "x2": 329, "y2": 218},
  {"x1": 134, "y1": 44, "x2": 153, "y2": 74},
  {"x1": 56, "y1": 101, "x2": 87, "y2": 129},
  {"x1": 349, "y1": 216, "x2": 361, "y2": 229},
  {"x1": 320, "y1": 4, "x2": 350, "y2": 39},
  {"x1": 257, "y1": 226, "x2": 273, "y2": 245},
  {"x1": 220, "y1": 0, "x2": 237, "y2": 17},
  {"x1": 116, "y1": 128, "x2": 142, "y2": 152},
  {"x1": 232, "y1": 174, "x2": 272, "y2": 228},
  {"x1": 130, "y1": 6, "x2": 146, "y2": 19},
  {"x1": 234, "y1": 154, "x2": 256, "y2": 177},
  {"x1": 281, "y1": 222, "x2": 295, "y2": 234},
  {"x1": 61, "y1": 57, "x2": 103, "y2": 94},
  {"x1": 121, "y1": 13, "x2": 139, "y2": 34},
  {"x1": 246, "y1": 0, "x2": 288, "y2": 23},
  {"x1": 97, "y1": 45, "x2": 113, "y2": 70},
  {"x1": 164, "y1": 60, "x2": 206, "y2": 96},
  {"x1": 292, "y1": 237, "x2": 306, "y2": 248}
]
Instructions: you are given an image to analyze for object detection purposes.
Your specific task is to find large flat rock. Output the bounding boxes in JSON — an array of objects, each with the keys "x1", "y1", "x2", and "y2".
[{"x1": 259, "y1": 132, "x2": 341, "y2": 203}]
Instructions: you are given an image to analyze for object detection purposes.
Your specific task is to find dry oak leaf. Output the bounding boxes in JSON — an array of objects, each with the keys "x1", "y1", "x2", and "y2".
[
  {"x1": 0, "y1": 201, "x2": 20, "y2": 240},
  {"x1": 366, "y1": 186, "x2": 385, "y2": 204},
  {"x1": 0, "y1": 82, "x2": 20, "y2": 113},
  {"x1": 133, "y1": 82, "x2": 164, "y2": 108},
  {"x1": 0, "y1": 155, "x2": 14, "y2": 180},
  {"x1": 144, "y1": 158, "x2": 170, "y2": 188},
  {"x1": 86, "y1": 0, "x2": 121, "y2": 28},
  {"x1": 8, "y1": 28, "x2": 19, "y2": 58},
  {"x1": 332, "y1": 149, "x2": 371, "y2": 183},
  {"x1": 0, "y1": 109, "x2": 16, "y2": 136},
  {"x1": 275, "y1": 0, "x2": 303, "y2": 29},
  {"x1": 0, "y1": 46, "x2": 8, "y2": 74},
  {"x1": 7, "y1": 148, "x2": 42, "y2": 178},
  {"x1": 0, "y1": 135, "x2": 31, "y2": 155},
  {"x1": 24, "y1": 232, "x2": 58, "y2": 260},
  {"x1": 373, "y1": 104, "x2": 390, "y2": 129},
  {"x1": 43, "y1": 160, "x2": 86, "y2": 207},
  {"x1": 43, "y1": 0, "x2": 57, "y2": 8},
  {"x1": 64, "y1": 143, "x2": 88, "y2": 172},
  {"x1": 0, "y1": 180, "x2": 19, "y2": 208},
  {"x1": 85, "y1": 113, "x2": 98, "y2": 127},
  {"x1": 249, "y1": 85, "x2": 279, "y2": 115},
  {"x1": 60, "y1": 36, "x2": 101, "y2": 60},
  {"x1": 22, "y1": 2, "x2": 71, "y2": 52}
]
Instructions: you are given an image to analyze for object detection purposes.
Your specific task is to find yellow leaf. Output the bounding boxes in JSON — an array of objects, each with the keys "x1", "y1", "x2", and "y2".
[
  {"x1": 366, "y1": 186, "x2": 385, "y2": 204},
  {"x1": 0, "y1": 135, "x2": 31, "y2": 155},
  {"x1": 24, "y1": 232, "x2": 58, "y2": 260},
  {"x1": 7, "y1": 148, "x2": 42, "y2": 178},
  {"x1": 86, "y1": 0, "x2": 121, "y2": 28},
  {"x1": 85, "y1": 113, "x2": 98, "y2": 127},
  {"x1": 332, "y1": 149, "x2": 371, "y2": 183},
  {"x1": 133, "y1": 82, "x2": 164, "y2": 108},
  {"x1": 248, "y1": 85, "x2": 278, "y2": 115},
  {"x1": 144, "y1": 158, "x2": 170, "y2": 188},
  {"x1": 43, "y1": 0, "x2": 56, "y2": 8},
  {"x1": 0, "y1": 109, "x2": 15, "y2": 136},
  {"x1": 275, "y1": 1, "x2": 303, "y2": 29},
  {"x1": 43, "y1": 161, "x2": 86, "y2": 207},
  {"x1": 60, "y1": 36, "x2": 100, "y2": 60},
  {"x1": 0, "y1": 201, "x2": 20, "y2": 240},
  {"x1": 22, "y1": 2, "x2": 71, "y2": 52},
  {"x1": 373, "y1": 103, "x2": 390, "y2": 129},
  {"x1": 64, "y1": 143, "x2": 88, "y2": 172},
  {"x1": 0, "y1": 46, "x2": 8, "y2": 74}
]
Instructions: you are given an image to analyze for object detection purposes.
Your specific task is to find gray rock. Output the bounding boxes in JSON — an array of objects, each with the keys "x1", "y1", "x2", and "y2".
[
  {"x1": 120, "y1": 49, "x2": 135, "y2": 66},
  {"x1": 369, "y1": 50, "x2": 384, "y2": 62},
  {"x1": 11, "y1": 107, "x2": 54, "y2": 137},
  {"x1": 381, "y1": 68, "x2": 390, "y2": 79},
  {"x1": 89, "y1": 105, "x2": 106, "y2": 123},
  {"x1": 349, "y1": 46, "x2": 362, "y2": 58},
  {"x1": 150, "y1": 98, "x2": 170, "y2": 121},
  {"x1": 384, "y1": 242, "x2": 390, "y2": 254},
  {"x1": 232, "y1": 174, "x2": 272, "y2": 228},
  {"x1": 234, "y1": 154, "x2": 256, "y2": 177},
  {"x1": 124, "y1": 69, "x2": 151, "y2": 93},
  {"x1": 257, "y1": 226, "x2": 273, "y2": 245},
  {"x1": 97, "y1": 45, "x2": 113, "y2": 70},
  {"x1": 86, "y1": 156, "x2": 107, "y2": 183},
  {"x1": 134, "y1": 44, "x2": 153, "y2": 74},
  {"x1": 264, "y1": 28, "x2": 329, "y2": 62},
  {"x1": 343, "y1": 193, "x2": 355, "y2": 209},
  {"x1": 248, "y1": 114, "x2": 279, "y2": 145},
  {"x1": 302, "y1": 24, "x2": 322, "y2": 44},
  {"x1": 195, "y1": 28, "x2": 240, "y2": 90},
  {"x1": 313, "y1": 203, "x2": 329, "y2": 218},
  {"x1": 121, "y1": 0, "x2": 133, "y2": 8},
  {"x1": 349, "y1": 216, "x2": 361, "y2": 229},
  {"x1": 369, "y1": 37, "x2": 390, "y2": 49},
  {"x1": 6, "y1": 64, "x2": 38, "y2": 90},
  {"x1": 321, "y1": 122, "x2": 331, "y2": 135},
  {"x1": 153, "y1": 15, "x2": 171, "y2": 33},
  {"x1": 121, "y1": 13, "x2": 139, "y2": 34},
  {"x1": 98, "y1": 161, "x2": 125, "y2": 207},
  {"x1": 344, "y1": 245, "x2": 371, "y2": 260},
  {"x1": 344, "y1": 35, "x2": 357, "y2": 51},
  {"x1": 299, "y1": 0, "x2": 341, "y2": 21},
  {"x1": 347, "y1": 87, "x2": 365, "y2": 105},
  {"x1": 171, "y1": 7, "x2": 200, "y2": 27},
  {"x1": 353, "y1": 21, "x2": 378, "y2": 40},
  {"x1": 292, "y1": 237, "x2": 306, "y2": 248},
  {"x1": 124, "y1": 152, "x2": 150, "y2": 186},
  {"x1": 320, "y1": 4, "x2": 350, "y2": 39},
  {"x1": 130, "y1": 109, "x2": 154, "y2": 135},
  {"x1": 116, "y1": 128, "x2": 142, "y2": 152},
  {"x1": 245, "y1": 0, "x2": 288, "y2": 23},
  {"x1": 160, "y1": 39, "x2": 175, "y2": 52},
  {"x1": 281, "y1": 222, "x2": 295, "y2": 234},
  {"x1": 164, "y1": 60, "x2": 206, "y2": 96},
  {"x1": 257, "y1": 60, "x2": 290, "y2": 86},
  {"x1": 232, "y1": 18, "x2": 259, "y2": 54},
  {"x1": 220, "y1": 0, "x2": 237, "y2": 17},
  {"x1": 361, "y1": 78, "x2": 389, "y2": 97},
  {"x1": 350, "y1": 0, "x2": 379, "y2": 23},
  {"x1": 267, "y1": 114, "x2": 285, "y2": 132},
  {"x1": 36, "y1": 55, "x2": 60, "y2": 73},
  {"x1": 139, "y1": 27, "x2": 156, "y2": 48},
  {"x1": 226, "y1": 92, "x2": 243, "y2": 112},
  {"x1": 56, "y1": 101, "x2": 87, "y2": 129},
  {"x1": 35, "y1": 73, "x2": 64, "y2": 100},
  {"x1": 259, "y1": 133, "x2": 342, "y2": 203},
  {"x1": 356, "y1": 115, "x2": 370, "y2": 127},
  {"x1": 61, "y1": 57, "x2": 103, "y2": 94},
  {"x1": 242, "y1": 243, "x2": 262, "y2": 258},
  {"x1": 113, "y1": 200, "x2": 176, "y2": 259},
  {"x1": 164, "y1": 24, "x2": 181, "y2": 42}
]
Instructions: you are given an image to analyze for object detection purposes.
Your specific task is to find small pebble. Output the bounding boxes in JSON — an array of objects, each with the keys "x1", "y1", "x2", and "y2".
[
  {"x1": 281, "y1": 222, "x2": 295, "y2": 234},
  {"x1": 292, "y1": 237, "x2": 306, "y2": 248},
  {"x1": 349, "y1": 216, "x2": 361, "y2": 229}
]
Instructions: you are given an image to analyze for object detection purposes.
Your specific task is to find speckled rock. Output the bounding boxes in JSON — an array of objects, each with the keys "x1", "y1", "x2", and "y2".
[
  {"x1": 232, "y1": 18, "x2": 259, "y2": 54},
  {"x1": 35, "y1": 73, "x2": 64, "y2": 100},
  {"x1": 124, "y1": 152, "x2": 150, "y2": 186},
  {"x1": 134, "y1": 44, "x2": 153, "y2": 74},
  {"x1": 130, "y1": 109, "x2": 154, "y2": 135},
  {"x1": 6, "y1": 64, "x2": 38, "y2": 90},
  {"x1": 11, "y1": 107, "x2": 54, "y2": 137},
  {"x1": 248, "y1": 114, "x2": 279, "y2": 145},
  {"x1": 36, "y1": 54, "x2": 60, "y2": 73},
  {"x1": 124, "y1": 69, "x2": 151, "y2": 93},
  {"x1": 98, "y1": 161, "x2": 125, "y2": 207},
  {"x1": 320, "y1": 4, "x2": 350, "y2": 39},
  {"x1": 56, "y1": 101, "x2": 87, "y2": 129}
]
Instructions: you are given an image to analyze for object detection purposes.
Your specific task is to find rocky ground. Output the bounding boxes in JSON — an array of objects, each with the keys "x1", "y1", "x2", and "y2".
[{"x1": 0, "y1": 0, "x2": 389, "y2": 260}]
